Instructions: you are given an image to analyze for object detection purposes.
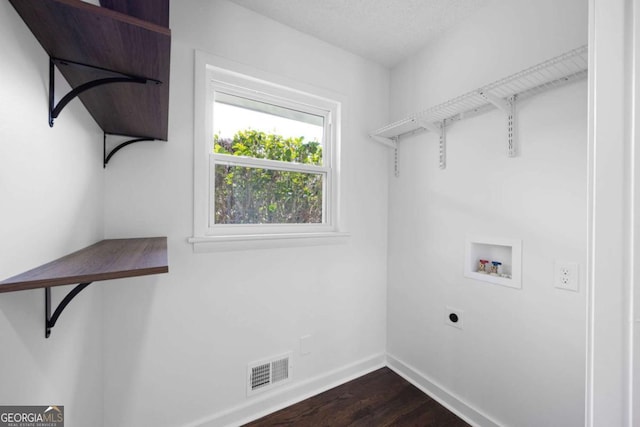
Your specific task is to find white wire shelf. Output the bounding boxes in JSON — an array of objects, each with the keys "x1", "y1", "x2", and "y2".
[{"x1": 370, "y1": 45, "x2": 588, "y2": 172}]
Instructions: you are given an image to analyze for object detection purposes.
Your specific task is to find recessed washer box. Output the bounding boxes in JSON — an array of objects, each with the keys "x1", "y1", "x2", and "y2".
[{"x1": 464, "y1": 236, "x2": 522, "y2": 289}]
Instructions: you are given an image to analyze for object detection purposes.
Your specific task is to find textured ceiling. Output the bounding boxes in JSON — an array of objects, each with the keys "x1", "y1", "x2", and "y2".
[{"x1": 228, "y1": 0, "x2": 489, "y2": 67}]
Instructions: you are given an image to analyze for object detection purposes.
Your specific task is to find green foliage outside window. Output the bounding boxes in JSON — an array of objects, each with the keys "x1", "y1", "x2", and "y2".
[{"x1": 214, "y1": 129, "x2": 324, "y2": 224}]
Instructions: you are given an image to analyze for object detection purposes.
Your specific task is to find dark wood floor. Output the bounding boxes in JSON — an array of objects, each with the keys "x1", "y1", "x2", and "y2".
[{"x1": 244, "y1": 367, "x2": 470, "y2": 426}]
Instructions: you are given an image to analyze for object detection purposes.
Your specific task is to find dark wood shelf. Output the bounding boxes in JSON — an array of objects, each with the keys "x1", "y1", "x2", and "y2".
[
  {"x1": 9, "y1": 0, "x2": 171, "y2": 140},
  {"x1": 0, "y1": 237, "x2": 168, "y2": 294},
  {"x1": 100, "y1": 0, "x2": 169, "y2": 28}
]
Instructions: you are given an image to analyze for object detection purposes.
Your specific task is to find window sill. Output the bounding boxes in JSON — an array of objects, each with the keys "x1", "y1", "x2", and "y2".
[{"x1": 188, "y1": 231, "x2": 350, "y2": 252}]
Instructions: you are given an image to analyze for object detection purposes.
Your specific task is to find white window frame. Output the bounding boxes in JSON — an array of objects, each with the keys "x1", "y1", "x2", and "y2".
[{"x1": 191, "y1": 51, "x2": 346, "y2": 249}]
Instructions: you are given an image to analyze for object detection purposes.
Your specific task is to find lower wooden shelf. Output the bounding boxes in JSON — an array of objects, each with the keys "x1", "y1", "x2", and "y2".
[
  {"x1": 0, "y1": 237, "x2": 168, "y2": 337},
  {"x1": 0, "y1": 237, "x2": 168, "y2": 292}
]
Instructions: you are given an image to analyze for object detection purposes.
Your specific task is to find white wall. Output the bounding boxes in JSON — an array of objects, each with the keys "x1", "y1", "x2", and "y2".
[
  {"x1": 101, "y1": 1, "x2": 390, "y2": 426},
  {"x1": 0, "y1": 2, "x2": 105, "y2": 426},
  {"x1": 386, "y1": 0, "x2": 588, "y2": 426}
]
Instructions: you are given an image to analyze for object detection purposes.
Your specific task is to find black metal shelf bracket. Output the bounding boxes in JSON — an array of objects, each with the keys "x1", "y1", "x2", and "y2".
[
  {"x1": 48, "y1": 57, "x2": 161, "y2": 127},
  {"x1": 103, "y1": 133, "x2": 156, "y2": 168},
  {"x1": 45, "y1": 282, "x2": 92, "y2": 338}
]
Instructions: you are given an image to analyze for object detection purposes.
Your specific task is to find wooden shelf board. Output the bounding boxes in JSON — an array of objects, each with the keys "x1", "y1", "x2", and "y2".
[
  {"x1": 100, "y1": 0, "x2": 169, "y2": 28},
  {"x1": 59, "y1": 64, "x2": 169, "y2": 140},
  {"x1": 9, "y1": 0, "x2": 171, "y2": 140},
  {"x1": 0, "y1": 237, "x2": 168, "y2": 293}
]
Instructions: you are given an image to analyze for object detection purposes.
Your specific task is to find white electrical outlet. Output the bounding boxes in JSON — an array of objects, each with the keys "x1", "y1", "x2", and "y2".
[
  {"x1": 445, "y1": 306, "x2": 464, "y2": 329},
  {"x1": 554, "y1": 261, "x2": 579, "y2": 292}
]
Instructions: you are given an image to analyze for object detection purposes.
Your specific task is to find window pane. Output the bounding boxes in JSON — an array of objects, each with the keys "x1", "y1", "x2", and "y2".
[
  {"x1": 214, "y1": 164, "x2": 324, "y2": 224},
  {"x1": 213, "y1": 92, "x2": 324, "y2": 165}
]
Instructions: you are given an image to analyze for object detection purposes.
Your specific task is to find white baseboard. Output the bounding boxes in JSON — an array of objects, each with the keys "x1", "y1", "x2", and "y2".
[
  {"x1": 386, "y1": 353, "x2": 503, "y2": 427},
  {"x1": 184, "y1": 353, "x2": 501, "y2": 427},
  {"x1": 185, "y1": 353, "x2": 386, "y2": 427}
]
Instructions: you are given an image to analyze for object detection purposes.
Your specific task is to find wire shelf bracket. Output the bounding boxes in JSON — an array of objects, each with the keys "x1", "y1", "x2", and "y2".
[
  {"x1": 438, "y1": 121, "x2": 446, "y2": 169},
  {"x1": 369, "y1": 45, "x2": 588, "y2": 173},
  {"x1": 370, "y1": 135, "x2": 397, "y2": 149},
  {"x1": 417, "y1": 119, "x2": 440, "y2": 134},
  {"x1": 477, "y1": 92, "x2": 517, "y2": 157},
  {"x1": 417, "y1": 119, "x2": 447, "y2": 169},
  {"x1": 393, "y1": 138, "x2": 399, "y2": 177}
]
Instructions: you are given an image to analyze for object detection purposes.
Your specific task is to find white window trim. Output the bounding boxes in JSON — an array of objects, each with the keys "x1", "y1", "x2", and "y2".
[{"x1": 190, "y1": 51, "x2": 348, "y2": 251}]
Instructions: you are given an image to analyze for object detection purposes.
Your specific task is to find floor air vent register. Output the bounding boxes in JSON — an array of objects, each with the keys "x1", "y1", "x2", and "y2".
[{"x1": 247, "y1": 353, "x2": 292, "y2": 396}]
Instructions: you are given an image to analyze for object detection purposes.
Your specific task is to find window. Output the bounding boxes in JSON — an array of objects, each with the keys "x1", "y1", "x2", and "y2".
[
  {"x1": 192, "y1": 52, "x2": 344, "y2": 246},
  {"x1": 212, "y1": 89, "x2": 328, "y2": 226}
]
